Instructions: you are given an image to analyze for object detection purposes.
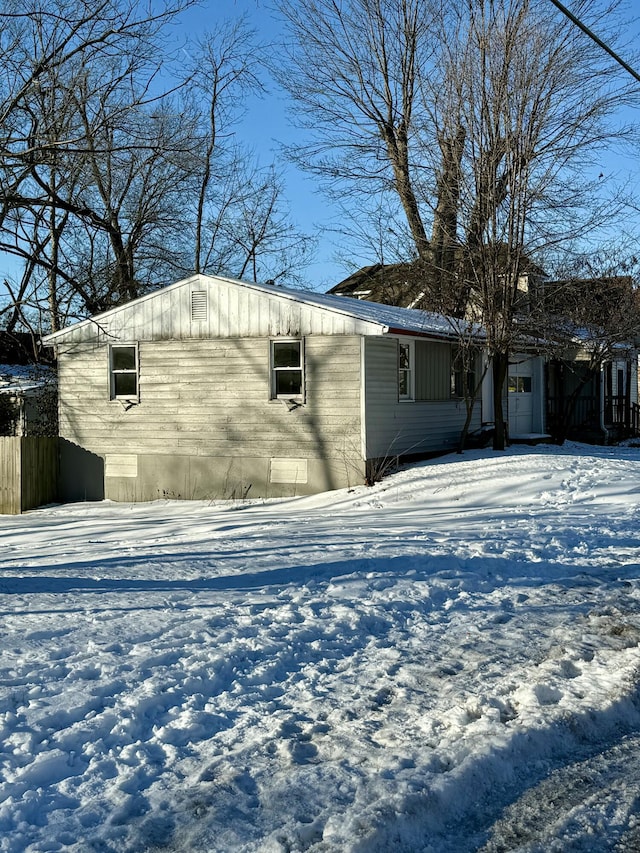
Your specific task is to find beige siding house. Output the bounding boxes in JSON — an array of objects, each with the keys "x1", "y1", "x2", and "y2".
[{"x1": 43, "y1": 274, "x2": 485, "y2": 502}]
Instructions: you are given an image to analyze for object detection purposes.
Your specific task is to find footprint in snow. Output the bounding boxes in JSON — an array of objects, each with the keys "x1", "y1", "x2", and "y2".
[
  {"x1": 558, "y1": 659, "x2": 582, "y2": 679},
  {"x1": 533, "y1": 683, "x2": 563, "y2": 705}
]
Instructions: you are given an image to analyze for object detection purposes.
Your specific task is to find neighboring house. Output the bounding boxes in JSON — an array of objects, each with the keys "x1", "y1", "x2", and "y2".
[
  {"x1": 0, "y1": 333, "x2": 58, "y2": 515},
  {"x1": 546, "y1": 347, "x2": 639, "y2": 444},
  {"x1": 328, "y1": 262, "x2": 436, "y2": 309},
  {"x1": 0, "y1": 333, "x2": 57, "y2": 438},
  {"x1": 43, "y1": 274, "x2": 491, "y2": 503},
  {"x1": 0, "y1": 364, "x2": 57, "y2": 437},
  {"x1": 329, "y1": 258, "x2": 546, "y2": 315}
]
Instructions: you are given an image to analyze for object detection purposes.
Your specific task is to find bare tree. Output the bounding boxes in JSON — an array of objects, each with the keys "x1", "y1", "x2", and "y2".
[
  {"x1": 185, "y1": 20, "x2": 316, "y2": 286},
  {"x1": 444, "y1": 0, "x2": 638, "y2": 448},
  {"x1": 0, "y1": 0, "x2": 199, "y2": 330},
  {"x1": 0, "y1": 4, "x2": 317, "y2": 333},
  {"x1": 186, "y1": 18, "x2": 264, "y2": 275},
  {"x1": 276, "y1": 0, "x2": 640, "y2": 449},
  {"x1": 274, "y1": 0, "x2": 439, "y2": 261}
]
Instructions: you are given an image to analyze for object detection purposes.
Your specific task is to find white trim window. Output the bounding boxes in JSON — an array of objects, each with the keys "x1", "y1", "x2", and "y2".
[
  {"x1": 271, "y1": 339, "x2": 304, "y2": 400},
  {"x1": 398, "y1": 339, "x2": 414, "y2": 401},
  {"x1": 109, "y1": 344, "x2": 139, "y2": 400}
]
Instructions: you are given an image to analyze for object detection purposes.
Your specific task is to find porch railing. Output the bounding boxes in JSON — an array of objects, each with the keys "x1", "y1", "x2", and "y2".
[
  {"x1": 604, "y1": 396, "x2": 640, "y2": 437},
  {"x1": 546, "y1": 396, "x2": 640, "y2": 439},
  {"x1": 546, "y1": 395, "x2": 599, "y2": 430}
]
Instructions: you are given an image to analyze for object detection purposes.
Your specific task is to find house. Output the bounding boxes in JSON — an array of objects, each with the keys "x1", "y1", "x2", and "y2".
[
  {"x1": 0, "y1": 334, "x2": 58, "y2": 514},
  {"x1": 0, "y1": 332, "x2": 57, "y2": 438},
  {"x1": 329, "y1": 257, "x2": 547, "y2": 315},
  {"x1": 328, "y1": 261, "x2": 437, "y2": 309},
  {"x1": 0, "y1": 364, "x2": 57, "y2": 437},
  {"x1": 43, "y1": 274, "x2": 494, "y2": 503},
  {"x1": 330, "y1": 264, "x2": 640, "y2": 445}
]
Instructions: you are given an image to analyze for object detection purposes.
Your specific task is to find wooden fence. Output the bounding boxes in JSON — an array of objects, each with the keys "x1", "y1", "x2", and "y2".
[{"x1": 0, "y1": 437, "x2": 58, "y2": 514}]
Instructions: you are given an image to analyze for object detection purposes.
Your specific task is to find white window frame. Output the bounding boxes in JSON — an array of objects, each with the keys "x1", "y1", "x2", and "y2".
[
  {"x1": 270, "y1": 338, "x2": 305, "y2": 401},
  {"x1": 109, "y1": 344, "x2": 139, "y2": 401},
  {"x1": 398, "y1": 339, "x2": 414, "y2": 401}
]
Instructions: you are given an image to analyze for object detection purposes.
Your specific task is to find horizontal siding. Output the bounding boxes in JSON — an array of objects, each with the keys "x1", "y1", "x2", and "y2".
[
  {"x1": 415, "y1": 340, "x2": 450, "y2": 400},
  {"x1": 364, "y1": 337, "x2": 481, "y2": 458},
  {"x1": 58, "y1": 336, "x2": 362, "y2": 463}
]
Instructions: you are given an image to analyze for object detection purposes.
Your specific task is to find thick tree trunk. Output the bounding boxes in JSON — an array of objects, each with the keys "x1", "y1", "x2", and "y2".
[
  {"x1": 432, "y1": 127, "x2": 465, "y2": 310},
  {"x1": 382, "y1": 124, "x2": 430, "y2": 261}
]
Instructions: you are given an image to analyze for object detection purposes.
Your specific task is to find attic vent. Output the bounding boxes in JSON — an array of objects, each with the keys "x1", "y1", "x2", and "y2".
[{"x1": 191, "y1": 290, "x2": 208, "y2": 322}]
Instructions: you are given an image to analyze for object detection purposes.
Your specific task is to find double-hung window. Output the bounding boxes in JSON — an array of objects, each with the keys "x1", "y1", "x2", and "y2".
[
  {"x1": 398, "y1": 341, "x2": 414, "y2": 400},
  {"x1": 109, "y1": 344, "x2": 139, "y2": 400},
  {"x1": 398, "y1": 340, "x2": 414, "y2": 401},
  {"x1": 271, "y1": 339, "x2": 304, "y2": 400}
]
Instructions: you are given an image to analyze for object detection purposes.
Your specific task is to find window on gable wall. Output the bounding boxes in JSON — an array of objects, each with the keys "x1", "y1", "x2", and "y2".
[
  {"x1": 271, "y1": 339, "x2": 304, "y2": 400},
  {"x1": 109, "y1": 344, "x2": 139, "y2": 400}
]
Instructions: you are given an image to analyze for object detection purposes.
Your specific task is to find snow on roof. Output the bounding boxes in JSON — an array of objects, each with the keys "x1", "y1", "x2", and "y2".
[
  {"x1": 0, "y1": 363, "x2": 56, "y2": 394},
  {"x1": 267, "y1": 282, "x2": 477, "y2": 338},
  {"x1": 43, "y1": 274, "x2": 483, "y2": 343}
]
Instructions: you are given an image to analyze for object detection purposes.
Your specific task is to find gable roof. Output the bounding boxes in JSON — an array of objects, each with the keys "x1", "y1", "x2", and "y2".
[
  {"x1": 43, "y1": 274, "x2": 478, "y2": 346},
  {"x1": 328, "y1": 262, "x2": 434, "y2": 309},
  {"x1": 329, "y1": 257, "x2": 548, "y2": 313}
]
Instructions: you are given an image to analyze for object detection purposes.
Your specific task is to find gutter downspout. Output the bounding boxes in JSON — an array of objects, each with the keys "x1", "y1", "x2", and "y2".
[
  {"x1": 599, "y1": 365, "x2": 610, "y2": 444},
  {"x1": 360, "y1": 336, "x2": 368, "y2": 475}
]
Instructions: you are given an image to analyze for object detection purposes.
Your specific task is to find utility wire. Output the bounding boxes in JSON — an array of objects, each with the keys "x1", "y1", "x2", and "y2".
[{"x1": 549, "y1": 0, "x2": 640, "y2": 84}]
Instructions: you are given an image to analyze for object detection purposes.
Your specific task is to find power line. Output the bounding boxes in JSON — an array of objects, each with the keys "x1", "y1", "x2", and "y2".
[{"x1": 549, "y1": 0, "x2": 640, "y2": 84}]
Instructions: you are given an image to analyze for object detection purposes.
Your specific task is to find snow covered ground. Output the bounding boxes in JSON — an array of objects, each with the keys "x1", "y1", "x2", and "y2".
[{"x1": 1, "y1": 442, "x2": 640, "y2": 852}]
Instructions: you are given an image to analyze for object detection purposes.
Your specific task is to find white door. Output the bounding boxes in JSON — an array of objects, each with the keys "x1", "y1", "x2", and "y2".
[{"x1": 508, "y1": 358, "x2": 534, "y2": 436}]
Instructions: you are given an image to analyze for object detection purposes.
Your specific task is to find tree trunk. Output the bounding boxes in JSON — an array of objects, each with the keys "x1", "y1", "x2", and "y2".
[
  {"x1": 457, "y1": 358, "x2": 488, "y2": 453},
  {"x1": 432, "y1": 126, "x2": 465, "y2": 309},
  {"x1": 382, "y1": 124, "x2": 430, "y2": 261}
]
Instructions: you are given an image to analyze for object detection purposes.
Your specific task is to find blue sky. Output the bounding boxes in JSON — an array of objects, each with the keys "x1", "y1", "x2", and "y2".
[
  {"x1": 1, "y1": 0, "x2": 638, "y2": 298},
  {"x1": 177, "y1": 0, "x2": 350, "y2": 292},
  {"x1": 187, "y1": 0, "x2": 640, "y2": 290}
]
